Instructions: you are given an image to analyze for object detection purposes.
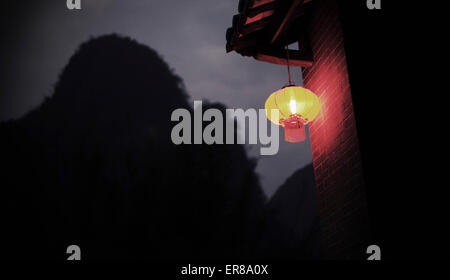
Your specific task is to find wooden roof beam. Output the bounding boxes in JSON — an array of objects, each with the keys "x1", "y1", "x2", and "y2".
[
  {"x1": 239, "y1": 16, "x2": 273, "y2": 37},
  {"x1": 247, "y1": 1, "x2": 278, "y2": 18},
  {"x1": 254, "y1": 48, "x2": 313, "y2": 67},
  {"x1": 270, "y1": 0, "x2": 305, "y2": 44}
]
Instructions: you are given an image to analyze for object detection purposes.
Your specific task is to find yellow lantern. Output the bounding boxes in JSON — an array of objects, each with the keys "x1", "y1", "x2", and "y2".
[{"x1": 265, "y1": 85, "x2": 320, "y2": 143}]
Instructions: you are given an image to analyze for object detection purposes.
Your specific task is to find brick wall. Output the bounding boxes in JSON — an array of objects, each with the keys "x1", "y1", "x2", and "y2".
[{"x1": 302, "y1": 0, "x2": 370, "y2": 259}]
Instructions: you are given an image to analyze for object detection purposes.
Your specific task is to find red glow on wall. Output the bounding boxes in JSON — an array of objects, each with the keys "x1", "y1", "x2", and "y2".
[
  {"x1": 307, "y1": 64, "x2": 351, "y2": 150},
  {"x1": 302, "y1": 0, "x2": 369, "y2": 259}
]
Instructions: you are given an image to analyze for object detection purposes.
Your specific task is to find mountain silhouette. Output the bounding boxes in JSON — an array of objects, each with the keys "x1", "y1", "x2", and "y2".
[{"x1": 0, "y1": 34, "x2": 319, "y2": 260}]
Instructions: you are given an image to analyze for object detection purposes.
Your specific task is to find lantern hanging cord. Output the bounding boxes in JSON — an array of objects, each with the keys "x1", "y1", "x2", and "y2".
[{"x1": 285, "y1": 43, "x2": 293, "y2": 86}]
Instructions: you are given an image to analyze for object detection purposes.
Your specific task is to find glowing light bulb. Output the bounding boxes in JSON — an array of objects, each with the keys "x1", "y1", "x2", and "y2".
[{"x1": 290, "y1": 99, "x2": 296, "y2": 114}]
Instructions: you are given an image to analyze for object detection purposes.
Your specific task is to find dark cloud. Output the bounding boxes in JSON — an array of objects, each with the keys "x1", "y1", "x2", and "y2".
[{"x1": 0, "y1": 0, "x2": 312, "y2": 196}]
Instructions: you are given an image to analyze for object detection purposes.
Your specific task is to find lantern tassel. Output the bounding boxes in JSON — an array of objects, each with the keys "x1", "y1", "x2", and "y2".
[{"x1": 282, "y1": 116, "x2": 306, "y2": 143}]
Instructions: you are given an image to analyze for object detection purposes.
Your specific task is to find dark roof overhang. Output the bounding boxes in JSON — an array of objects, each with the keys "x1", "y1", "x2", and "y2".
[{"x1": 226, "y1": 0, "x2": 314, "y2": 67}]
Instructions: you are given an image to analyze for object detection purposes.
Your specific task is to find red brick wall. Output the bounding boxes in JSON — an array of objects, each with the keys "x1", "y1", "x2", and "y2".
[{"x1": 302, "y1": 0, "x2": 370, "y2": 259}]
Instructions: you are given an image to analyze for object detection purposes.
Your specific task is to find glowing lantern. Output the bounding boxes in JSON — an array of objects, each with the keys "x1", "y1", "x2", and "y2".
[{"x1": 265, "y1": 85, "x2": 320, "y2": 143}]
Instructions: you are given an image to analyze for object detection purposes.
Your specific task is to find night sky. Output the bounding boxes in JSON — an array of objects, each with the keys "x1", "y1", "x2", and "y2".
[{"x1": 0, "y1": 0, "x2": 313, "y2": 197}]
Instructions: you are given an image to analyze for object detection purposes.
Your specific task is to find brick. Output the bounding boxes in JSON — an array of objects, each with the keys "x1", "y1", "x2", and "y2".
[{"x1": 301, "y1": 0, "x2": 370, "y2": 259}]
